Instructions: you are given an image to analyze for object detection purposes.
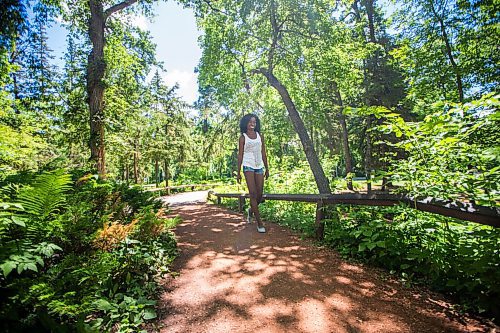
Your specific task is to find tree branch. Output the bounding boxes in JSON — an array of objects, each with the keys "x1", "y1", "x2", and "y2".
[
  {"x1": 233, "y1": 56, "x2": 266, "y2": 111},
  {"x1": 104, "y1": 0, "x2": 140, "y2": 19},
  {"x1": 200, "y1": 0, "x2": 231, "y2": 16}
]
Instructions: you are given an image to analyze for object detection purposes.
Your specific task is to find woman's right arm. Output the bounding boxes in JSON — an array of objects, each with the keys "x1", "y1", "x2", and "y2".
[{"x1": 236, "y1": 135, "x2": 244, "y2": 183}]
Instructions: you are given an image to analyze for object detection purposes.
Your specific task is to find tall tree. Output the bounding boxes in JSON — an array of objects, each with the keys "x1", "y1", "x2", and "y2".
[
  {"x1": 86, "y1": 0, "x2": 155, "y2": 178},
  {"x1": 23, "y1": 2, "x2": 59, "y2": 114},
  {"x1": 197, "y1": 0, "x2": 332, "y2": 193},
  {"x1": 304, "y1": 15, "x2": 367, "y2": 190},
  {"x1": 391, "y1": 0, "x2": 493, "y2": 105},
  {"x1": 348, "y1": 0, "x2": 404, "y2": 190}
]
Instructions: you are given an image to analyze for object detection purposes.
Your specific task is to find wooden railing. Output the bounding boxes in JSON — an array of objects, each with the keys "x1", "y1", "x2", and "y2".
[
  {"x1": 144, "y1": 184, "x2": 220, "y2": 194},
  {"x1": 210, "y1": 192, "x2": 500, "y2": 239}
]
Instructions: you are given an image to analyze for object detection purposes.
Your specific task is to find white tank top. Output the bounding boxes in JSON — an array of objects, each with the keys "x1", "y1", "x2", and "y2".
[{"x1": 242, "y1": 132, "x2": 264, "y2": 169}]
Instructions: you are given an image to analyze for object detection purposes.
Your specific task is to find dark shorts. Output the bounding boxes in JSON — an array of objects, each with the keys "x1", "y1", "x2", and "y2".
[{"x1": 243, "y1": 166, "x2": 264, "y2": 174}]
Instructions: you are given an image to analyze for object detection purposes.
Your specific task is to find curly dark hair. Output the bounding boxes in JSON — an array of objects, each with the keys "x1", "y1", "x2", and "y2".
[{"x1": 239, "y1": 114, "x2": 261, "y2": 134}]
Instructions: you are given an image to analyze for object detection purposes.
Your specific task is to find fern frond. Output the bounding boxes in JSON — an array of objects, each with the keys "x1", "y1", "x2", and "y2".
[{"x1": 17, "y1": 170, "x2": 72, "y2": 222}]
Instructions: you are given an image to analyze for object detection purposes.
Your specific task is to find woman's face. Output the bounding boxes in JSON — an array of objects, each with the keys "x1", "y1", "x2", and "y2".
[{"x1": 247, "y1": 117, "x2": 257, "y2": 131}]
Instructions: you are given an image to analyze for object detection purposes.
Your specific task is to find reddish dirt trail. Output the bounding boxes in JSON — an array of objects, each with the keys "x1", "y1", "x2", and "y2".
[{"x1": 156, "y1": 203, "x2": 494, "y2": 333}]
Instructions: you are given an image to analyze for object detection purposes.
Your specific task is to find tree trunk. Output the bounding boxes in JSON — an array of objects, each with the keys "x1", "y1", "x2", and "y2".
[
  {"x1": 364, "y1": 0, "x2": 377, "y2": 193},
  {"x1": 332, "y1": 81, "x2": 353, "y2": 190},
  {"x1": 364, "y1": 0, "x2": 376, "y2": 44},
  {"x1": 125, "y1": 160, "x2": 129, "y2": 183},
  {"x1": 310, "y1": 125, "x2": 314, "y2": 150},
  {"x1": 257, "y1": 69, "x2": 331, "y2": 194},
  {"x1": 155, "y1": 159, "x2": 159, "y2": 187},
  {"x1": 164, "y1": 159, "x2": 170, "y2": 194},
  {"x1": 366, "y1": 116, "x2": 373, "y2": 193},
  {"x1": 133, "y1": 139, "x2": 139, "y2": 184},
  {"x1": 87, "y1": 0, "x2": 141, "y2": 178},
  {"x1": 429, "y1": 1, "x2": 464, "y2": 102},
  {"x1": 12, "y1": 73, "x2": 20, "y2": 114},
  {"x1": 87, "y1": 0, "x2": 107, "y2": 178}
]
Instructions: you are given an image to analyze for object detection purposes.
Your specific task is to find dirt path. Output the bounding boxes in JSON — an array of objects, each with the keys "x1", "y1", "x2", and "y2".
[{"x1": 155, "y1": 194, "x2": 494, "y2": 333}]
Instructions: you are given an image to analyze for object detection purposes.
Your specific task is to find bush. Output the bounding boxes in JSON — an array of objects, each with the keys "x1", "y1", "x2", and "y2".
[
  {"x1": 0, "y1": 171, "x2": 178, "y2": 332},
  {"x1": 323, "y1": 204, "x2": 500, "y2": 317}
]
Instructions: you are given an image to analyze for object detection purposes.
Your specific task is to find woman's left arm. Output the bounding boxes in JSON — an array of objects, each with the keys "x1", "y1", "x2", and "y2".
[{"x1": 261, "y1": 133, "x2": 269, "y2": 179}]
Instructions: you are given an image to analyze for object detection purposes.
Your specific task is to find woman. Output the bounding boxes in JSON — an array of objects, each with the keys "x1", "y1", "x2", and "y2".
[{"x1": 236, "y1": 114, "x2": 269, "y2": 233}]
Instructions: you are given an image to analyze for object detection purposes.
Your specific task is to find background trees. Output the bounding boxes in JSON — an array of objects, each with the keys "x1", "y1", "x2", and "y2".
[{"x1": 0, "y1": 0, "x2": 497, "y2": 191}]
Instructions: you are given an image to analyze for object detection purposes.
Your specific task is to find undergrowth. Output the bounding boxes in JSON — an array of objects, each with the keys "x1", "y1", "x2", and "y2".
[{"x1": 0, "y1": 171, "x2": 180, "y2": 332}]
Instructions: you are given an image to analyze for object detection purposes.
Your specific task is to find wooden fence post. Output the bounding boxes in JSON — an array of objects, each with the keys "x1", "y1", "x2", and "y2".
[
  {"x1": 238, "y1": 195, "x2": 245, "y2": 213},
  {"x1": 217, "y1": 196, "x2": 221, "y2": 205},
  {"x1": 315, "y1": 201, "x2": 325, "y2": 240}
]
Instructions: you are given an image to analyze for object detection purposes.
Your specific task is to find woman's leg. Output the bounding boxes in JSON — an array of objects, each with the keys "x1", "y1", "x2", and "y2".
[
  {"x1": 244, "y1": 171, "x2": 264, "y2": 228},
  {"x1": 255, "y1": 172, "x2": 264, "y2": 205}
]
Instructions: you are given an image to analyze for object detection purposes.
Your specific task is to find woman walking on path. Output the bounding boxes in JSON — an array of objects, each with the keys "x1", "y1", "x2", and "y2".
[{"x1": 236, "y1": 114, "x2": 269, "y2": 233}]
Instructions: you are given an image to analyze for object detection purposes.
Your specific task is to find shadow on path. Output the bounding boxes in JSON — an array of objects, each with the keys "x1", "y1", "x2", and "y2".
[{"x1": 156, "y1": 204, "x2": 491, "y2": 333}]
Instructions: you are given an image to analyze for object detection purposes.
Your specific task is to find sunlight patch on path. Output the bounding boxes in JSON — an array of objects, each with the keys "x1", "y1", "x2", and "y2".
[{"x1": 156, "y1": 204, "x2": 490, "y2": 333}]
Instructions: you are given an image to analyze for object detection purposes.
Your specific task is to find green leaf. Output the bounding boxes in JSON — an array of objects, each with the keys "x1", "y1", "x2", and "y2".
[
  {"x1": 11, "y1": 216, "x2": 26, "y2": 227},
  {"x1": 1, "y1": 261, "x2": 17, "y2": 277},
  {"x1": 94, "y1": 299, "x2": 115, "y2": 311},
  {"x1": 35, "y1": 256, "x2": 44, "y2": 266},
  {"x1": 16, "y1": 170, "x2": 72, "y2": 222},
  {"x1": 143, "y1": 308, "x2": 157, "y2": 320},
  {"x1": 25, "y1": 263, "x2": 38, "y2": 272}
]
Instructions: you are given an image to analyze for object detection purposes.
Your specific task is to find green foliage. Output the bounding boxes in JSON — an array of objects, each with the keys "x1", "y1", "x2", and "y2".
[
  {"x1": 17, "y1": 170, "x2": 72, "y2": 222},
  {"x1": 0, "y1": 112, "x2": 48, "y2": 177},
  {"x1": 0, "y1": 170, "x2": 70, "y2": 281},
  {"x1": 392, "y1": 0, "x2": 498, "y2": 103},
  {"x1": 323, "y1": 205, "x2": 500, "y2": 314},
  {"x1": 0, "y1": 171, "x2": 178, "y2": 332},
  {"x1": 377, "y1": 94, "x2": 500, "y2": 206}
]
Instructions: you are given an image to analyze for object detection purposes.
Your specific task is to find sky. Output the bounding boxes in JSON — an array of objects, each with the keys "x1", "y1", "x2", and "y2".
[{"x1": 47, "y1": 1, "x2": 202, "y2": 104}]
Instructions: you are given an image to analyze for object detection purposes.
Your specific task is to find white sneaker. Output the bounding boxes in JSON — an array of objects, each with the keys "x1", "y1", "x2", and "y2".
[
  {"x1": 247, "y1": 207, "x2": 252, "y2": 224},
  {"x1": 257, "y1": 225, "x2": 266, "y2": 233}
]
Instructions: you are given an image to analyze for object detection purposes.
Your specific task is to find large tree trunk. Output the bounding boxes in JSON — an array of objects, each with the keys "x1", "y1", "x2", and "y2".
[
  {"x1": 87, "y1": 0, "x2": 106, "y2": 178},
  {"x1": 257, "y1": 69, "x2": 331, "y2": 194},
  {"x1": 364, "y1": 0, "x2": 376, "y2": 45},
  {"x1": 87, "y1": 0, "x2": 140, "y2": 178}
]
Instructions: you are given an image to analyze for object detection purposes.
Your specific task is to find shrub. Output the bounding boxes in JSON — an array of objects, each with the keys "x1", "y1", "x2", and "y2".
[{"x1": 0, "y1": 171, "x2": 179, "y2": 332}]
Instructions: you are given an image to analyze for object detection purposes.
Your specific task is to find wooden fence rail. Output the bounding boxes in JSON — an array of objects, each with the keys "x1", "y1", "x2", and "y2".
[
  {"x1": 144, "y1": 184, "x2": 221, "y2": 194},
  {"x1": 210, "y1": 192, "x2": 500, "y2": 239}
]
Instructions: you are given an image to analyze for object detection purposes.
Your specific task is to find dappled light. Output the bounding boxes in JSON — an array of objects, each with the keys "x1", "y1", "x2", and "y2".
[{"x1": 157, "y1": 204, "x2": 487, "y2": 333}]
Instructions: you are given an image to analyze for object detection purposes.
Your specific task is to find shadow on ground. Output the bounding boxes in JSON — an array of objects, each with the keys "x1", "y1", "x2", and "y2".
[{"x1": 155, "y1": 204, "x2": 492, "y2": 333}]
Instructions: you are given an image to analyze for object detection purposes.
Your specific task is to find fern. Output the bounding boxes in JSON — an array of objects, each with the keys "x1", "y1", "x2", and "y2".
[{"x1": 17, "y1": 170, "x2": 72, "y2": 222}]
